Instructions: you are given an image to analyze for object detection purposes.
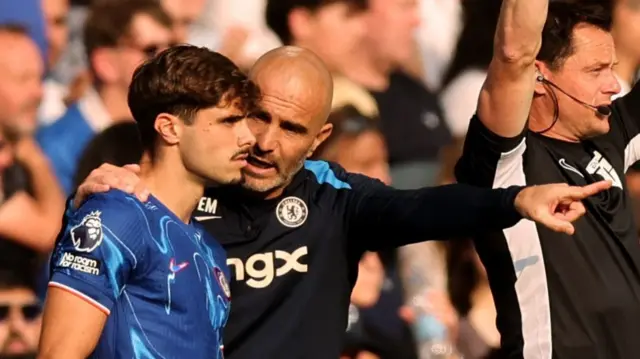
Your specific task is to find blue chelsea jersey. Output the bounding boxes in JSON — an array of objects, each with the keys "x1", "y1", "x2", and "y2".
[{"x1": 49, "y1": 190, "x2": 231, "y2": 359}]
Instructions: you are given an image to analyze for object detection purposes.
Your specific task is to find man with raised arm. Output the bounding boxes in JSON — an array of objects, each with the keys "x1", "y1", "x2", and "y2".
[{"x1": 456, "y1": 0, "x2": 640, "y2": 358}]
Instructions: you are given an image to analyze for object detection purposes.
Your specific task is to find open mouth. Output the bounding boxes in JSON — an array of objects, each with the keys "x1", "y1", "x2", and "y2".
[{"x1": 247, "y1": 156, "x2": 275, "y2": 170}]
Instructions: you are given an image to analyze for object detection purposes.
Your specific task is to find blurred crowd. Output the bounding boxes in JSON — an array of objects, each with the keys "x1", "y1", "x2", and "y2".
[{"x1": 0, "y1": 0, "x2": 639, "y2": 358}]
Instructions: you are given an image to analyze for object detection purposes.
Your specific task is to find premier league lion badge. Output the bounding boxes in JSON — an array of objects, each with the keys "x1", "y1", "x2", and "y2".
[{"x1": 70, "y1": 211, "x2": 104, "y2": 253}]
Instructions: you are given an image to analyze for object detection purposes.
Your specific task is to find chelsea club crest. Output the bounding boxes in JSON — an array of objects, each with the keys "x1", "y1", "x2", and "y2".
[
  {"x1": 214, "y1": 267, "x2": 231, "y2": 300},
  {"x1": 70, "y1": 211, "x2": 104, "y2": 253},
  {"x1": 276, "y1": 196, "x2": 308, "y2": 228}
]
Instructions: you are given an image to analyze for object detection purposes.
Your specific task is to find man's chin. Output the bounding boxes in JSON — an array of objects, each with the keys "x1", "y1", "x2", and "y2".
[
  {"x1": 240, "y1": 176, "x2": 282, "y2": 193},
  {"x1": 226, "y1": 176, "x2": 245, "y2": 186},
  {"x1": 582, "y1": 122, "x2": 610, "y2": 139}
]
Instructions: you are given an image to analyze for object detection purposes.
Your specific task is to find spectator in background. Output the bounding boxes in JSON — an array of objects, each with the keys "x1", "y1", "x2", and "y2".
[
  {"x1": 337, "y1": 2, "x2": 451, "y2": 357},
  {"x1": 48, "y1": 0, "x2": 90, "y2": 89},
  {"x1": 612, "y1": 0, "x2": 640, "y2": 96},
  {"x1": 312, "y1": 105, "x2": 387, "y2": 359},
  {"x1": 444, "y1": 241, "x2": 499, "y2": 359},
  {"x1": 439, "y1": 0, "x2": 502, "y2": 139},
  {"x1": 73, "y1": 122, "x2": 143, "y2": 190},
  {"x1": 0, "y1": 0, "x2": 47, "y2": 67},
  {"x1": 264, "y1": 0, "x2": 379, "y2": 118},
  {"x1": 416, "y1": 0, "x2": 462, "y2": 90},
  {"x1": 0, "y1": 25, "x2": 44, "y2": 137},
  {"x1": 0, "y1": 25, "x2": 64, "y2": 253},
  {"x1": 397, "y1": 137, "x2": 499, "y2": 359},
  {"x1": 312, "y1": 105, "x2": 389, "y2": 184},
  {"x1": 266, "y1": 0, "x2": 366, "y2": 74},
  {"x1": 41, "y1": 0, "x2": 69, "y2": 79},
  {"x1": 0, "y1": 269, "x2": 42, "y2": 359},
  {"x1": 161, "y1": 0, "x2": 206, "y2": 43},
  {"x1": 626, "y1": 162, "x2": 640, "y2": 237},
  {"x1": 342, "y1": 0, "x2": 451, "y2": 190},
  {"x1": 38, "y1": 0, "x2": 70, "y2": 126},
  {"x1": 312, "y1": 105, "x2": 419, "y2": 359},
  {"x1": 341, "y1": 253, "x2": 385, "y2": 359},
  {"x1": 162, "y1": 0, "x2": 253, "y2": 72},
  {"x1": 36, "y1": 0, "x2": 173, "y2": 195},
  {"x1": 0, "y1": 137, "x2": 65, "y2": 253},
  {"x1": 210, "y1": 0, "x2": 282, "y2": 68}
]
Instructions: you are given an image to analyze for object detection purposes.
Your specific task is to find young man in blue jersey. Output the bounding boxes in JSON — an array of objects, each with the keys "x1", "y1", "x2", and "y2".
[{"x1": 37, "y1": 45, "x2": 258, "y2": 359}]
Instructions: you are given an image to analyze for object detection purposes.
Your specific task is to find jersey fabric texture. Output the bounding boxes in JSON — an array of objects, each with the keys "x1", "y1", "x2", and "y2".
[
  {"x1": 455, "y1": 83, "x2": 640, "y2": 359},
  {"x1": 193, "y1": 160, "x2": 523, "y2": 359},
  {"x1": 49, "y1": 190, "x2": 230, "y2": 359}
]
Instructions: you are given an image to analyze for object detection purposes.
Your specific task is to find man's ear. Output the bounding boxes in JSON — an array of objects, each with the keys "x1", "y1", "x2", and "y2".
[
  {"x1": 534, "y1": 60, "x2": 549, "y2": 96},
  {"x1": 154, "y1": 113, "x2": 182, "y2": 145},
  {"x1": 307, "y1": 123, "x2": 333, "y2": 158}
]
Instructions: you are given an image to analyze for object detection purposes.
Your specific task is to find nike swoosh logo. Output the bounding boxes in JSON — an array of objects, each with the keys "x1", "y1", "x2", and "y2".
[
  {"x1": 169, "y1": 258, "x2": 189, "y2": 273},
  {"x1": 558, "y1": 159, "x2": 584, "y2": 178},
  {"x1": 194, "y1": 215, "x2": 222, "y2": 221}
]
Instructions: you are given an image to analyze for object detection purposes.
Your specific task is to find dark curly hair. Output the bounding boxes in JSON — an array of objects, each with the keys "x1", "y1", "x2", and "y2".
[
  {"x1": 537, "y1": 0, "x2": 612, "y2": 70},
  {"x1": 128, "y1": 45, "x2": 261, "y2": 155}
]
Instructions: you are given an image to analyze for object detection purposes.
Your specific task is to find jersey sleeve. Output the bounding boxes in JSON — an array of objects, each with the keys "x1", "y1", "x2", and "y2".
[
  {"x1": 455, "y1": 114, "x2": 527, "y2": 187},
  {"x1": 48, "y1": 192, "x2": 147, "y2": 315},
  {"x1": 612, "y1": 81, "x2": 640, "y2": 172},
  {"x1": 332, "y1": 162, "x2": 524, "y2": 252}
]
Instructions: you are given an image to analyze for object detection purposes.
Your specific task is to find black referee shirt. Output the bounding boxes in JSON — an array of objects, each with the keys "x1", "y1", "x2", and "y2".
[
  {"x1": 456, "y1": 83, "x2": 640, "y2": 359},
  {"x1": 193, "y1": 160, "x2": 523, "y2": 359}
]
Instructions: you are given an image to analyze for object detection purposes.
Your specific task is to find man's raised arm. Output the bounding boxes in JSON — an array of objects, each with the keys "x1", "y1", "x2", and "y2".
[{"x1": 478, "y1": 0, "x2": 548, "y2": 137}]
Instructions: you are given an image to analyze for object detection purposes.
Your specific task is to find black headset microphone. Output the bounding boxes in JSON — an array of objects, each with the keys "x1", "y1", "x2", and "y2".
[{"x1": 536, "y1": 74, "x2": 612, "y2": 116}]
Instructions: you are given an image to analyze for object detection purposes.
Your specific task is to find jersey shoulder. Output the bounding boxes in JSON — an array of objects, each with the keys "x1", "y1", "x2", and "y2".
[
  {"x1": 303, "y1": 160, "x2": 352, "y2": 189},
  {"x1": 303, "y1": 160, "x2": 386, "y2": 192},
  {"x1": 69, "y1": 189, "x2": 148, "y2": 250},
  {"x1": 79, "y1": 189, "x2": 144, "y2": 218},
  {"x1": 49, "y1": 190, "x2": 150, "y2": 309}
]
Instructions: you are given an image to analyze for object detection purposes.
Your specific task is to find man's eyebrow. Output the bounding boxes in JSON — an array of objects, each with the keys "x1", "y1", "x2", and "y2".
[
  {"x1": 217, "y1": 115, "x2": 244, "y2": 123},
  {"x1": 280, "y1": 119, "x2": 308, "y2": 135},
  {"x1": 253, "y1": 110, "x2": 271, "y2": 121}
]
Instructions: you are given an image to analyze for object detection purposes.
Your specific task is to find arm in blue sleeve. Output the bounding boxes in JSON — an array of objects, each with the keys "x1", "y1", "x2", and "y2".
[
  {"x1": 338, "y1": 165, "x2": 523, "y2": 251},
  {"x1": 49, "y1": 191, "x2": 147, "y2": 314}
]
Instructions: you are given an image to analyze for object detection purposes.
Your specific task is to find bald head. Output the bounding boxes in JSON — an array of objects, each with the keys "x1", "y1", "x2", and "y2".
[
  {"x1": 240, "y1": 47, "x2": 336, "y2": 197},
  {"x1": 250, "y1": 46, "x2": 333, "y2": 128}
]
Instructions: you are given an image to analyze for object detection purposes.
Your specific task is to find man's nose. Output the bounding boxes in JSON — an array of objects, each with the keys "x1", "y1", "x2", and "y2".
[
  {"x1": 605, "y1": 70, "x2": 622, "y2": 97},
  {"x1": 7, "y1": 309, "x2": 26, "y2": 331},
  {"x1": 238, "y1": 121, "x2": 256, "y2": 148},
  {"x1": 255, "y1": 127, "x2": 279, "y2": 153}
]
